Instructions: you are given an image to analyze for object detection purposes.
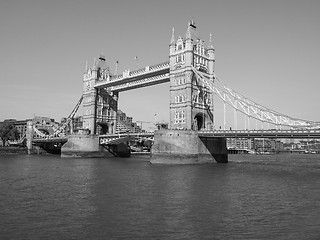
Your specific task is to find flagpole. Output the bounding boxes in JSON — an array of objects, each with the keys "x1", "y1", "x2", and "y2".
[
  {"x1": 115, "y1": 60, "x2": 119, "y2": 75},
  {"x1": 134, "y1": 56, "x2": 138, "y2": 69}
]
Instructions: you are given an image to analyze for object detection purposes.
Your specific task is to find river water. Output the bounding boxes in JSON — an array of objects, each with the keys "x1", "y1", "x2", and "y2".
[{"x1": 0, "y1": 153, "x2": 319, "y2": 240}]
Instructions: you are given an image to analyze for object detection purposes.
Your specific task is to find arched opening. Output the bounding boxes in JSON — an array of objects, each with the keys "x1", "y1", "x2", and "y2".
[
  {"x1": 194, "y1": 113, "x2": 205, "y2": 130},
  {"x1": 97, "y1": 107, "x2": 109, "y2": 135},
  {"x1": 100, "y1": 124, "x2": 108, "y2": 135}
]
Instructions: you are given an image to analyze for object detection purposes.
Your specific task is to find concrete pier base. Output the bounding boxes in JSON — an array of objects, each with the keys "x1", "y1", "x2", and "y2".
[
  {"x1": 61, "y1": 134, "x2": 112, "y2": 158},
  {"x1": 150, "y1": 130, "x2": 228, "y2": 164}
]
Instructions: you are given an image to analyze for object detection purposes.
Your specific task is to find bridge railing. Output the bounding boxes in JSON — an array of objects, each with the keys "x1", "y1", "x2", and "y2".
[
  {"x1": 148, "y1": 61, "x2": 170, "y2": 72},
  {"x1": 99, "y1": 132, "x2": 154, "y2": 138},
  {"x1": 129, "y1": 67, "x2": 149, "y2": 77},
  {"x1": 108, "y1": 61, "x2": 170, "y2": 81},
  {"x1": 198, "y1": 129, "x2": 320, "y2": 138},
  {"x1": 109, "y1": 73, "x2": 170, "y2": 91},
  {"x1": 111, "y1": 74, "x2": 124, "y2": 81},
  {"x1": 199, "y1": 129, "x2": 320, "y2": 134},
  {"x1": 99, "y1": 132, "x2": 154, "y2": 145}
]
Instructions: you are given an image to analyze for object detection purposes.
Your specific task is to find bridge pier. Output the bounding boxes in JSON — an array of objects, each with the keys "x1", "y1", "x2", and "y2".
[
  {"x1": 150, "y1": 130, "x2": 228, "y2": 164},
  {"x1": 61, "y1": 134, "x2": 112, "y2": 158}
]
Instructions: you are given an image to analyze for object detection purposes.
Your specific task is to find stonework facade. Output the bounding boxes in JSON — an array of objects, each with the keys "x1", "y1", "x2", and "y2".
[
  {"x1": 82, "y1": 55, "x2": 117, "y2": 135},
  {"x1": 83, "y1": 21, "x2": 217, "y2": 134},
  {"x1": 169, "y1": 20, "x2": 215, "y2": 130}
]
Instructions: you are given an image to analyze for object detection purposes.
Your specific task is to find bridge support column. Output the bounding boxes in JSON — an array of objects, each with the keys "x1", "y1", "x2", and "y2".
[
  {"x1": 26, "y1": 121, "x2": 34, "y2": 154},
  {"x1": 61, "y1": 134, "x2": 112, "y2": 158},
  {"x1": 150, "y1": 130, "x2": 228, "y2": 164}
]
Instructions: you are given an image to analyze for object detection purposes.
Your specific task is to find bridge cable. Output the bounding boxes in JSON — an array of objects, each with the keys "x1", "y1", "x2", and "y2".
[{"x1": 191, "y1": 66, "x2": 320, "y2": 128}]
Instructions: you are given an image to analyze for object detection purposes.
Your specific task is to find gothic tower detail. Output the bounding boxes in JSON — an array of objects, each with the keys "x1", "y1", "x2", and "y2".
[
  {"x1": 82, "y1": 55, "x2": 117, "y2": 135},
  {"x1": 83, "y1": 61, "x2": 98, "y2": 134},
  {"x1": 169, "y1": 20, "x2": 215, "y2": 130}
]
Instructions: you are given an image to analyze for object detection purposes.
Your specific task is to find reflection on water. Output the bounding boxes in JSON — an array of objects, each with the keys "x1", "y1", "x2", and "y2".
[{"x1": 0, "y1": 154, "x2": 319, "y2": 239}]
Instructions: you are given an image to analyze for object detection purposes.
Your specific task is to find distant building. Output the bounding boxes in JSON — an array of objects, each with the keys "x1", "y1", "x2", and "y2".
[
  {"x1": 227, "y1": 138, "x2": 253, "y2": 150},
  {"x1": 116, "y1": 110, "x2": 142, "y2": 133},
  {"x1": 61, "y1": 109, "x2": 144, "y2": 135},
  {"x1": 32, "y1": 116, "x2": 56, "y2": 126},
  {"x1": 61, "y1": 116, "x2": 83, "y2": 134},
  {"x1": 253, "y1": 138, "x2": 284, "y2": 152},
  {"x1": 0, "y1": 116, "x2": 59, "y2": 146}
]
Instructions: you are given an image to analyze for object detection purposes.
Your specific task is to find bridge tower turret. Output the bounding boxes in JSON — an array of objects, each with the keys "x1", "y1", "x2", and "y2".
[
  {"x1": 169, "y1": 20, "x2": 215, "y2": 131},
  {"x1": 83, "y1": 60, "x2": 98, "y2": 134},
  {"x1": 207, "y1": 33, "x2": 215, "y2": 80},
  {"x1": 83, "y1": 55, "x2": 114, "y2": 135}
]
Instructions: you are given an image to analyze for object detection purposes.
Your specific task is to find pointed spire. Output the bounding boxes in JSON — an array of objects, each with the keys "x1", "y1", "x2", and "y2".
[
  {"x1": 190, "y1": 19, "x2": 195, "y2": 25},
  {"x1": 208, "y1": 33, "x2": 214, "y2": 49},
  {"x1": 170, "y1": 27, "x2": 175, "y2": 45},
  {"x1": 99, "y1": 51, "x2": 106, "y2": 61},
  {"x1": 85, "y1": 60, "x2": 88, "y2": 71},
  {"x1": 186, "y1": 21, "x2": 191, "y2": 39},
  {"x1": 115, "y1": 60, "x2": 119, "y2": 75},
  {"x1": 92, "y1": 57, "x2": 97, "y2": 70}
]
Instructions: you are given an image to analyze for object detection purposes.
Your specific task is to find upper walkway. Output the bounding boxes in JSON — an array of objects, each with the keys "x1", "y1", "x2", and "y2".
[{"x1": 95, "y1": 61, "x2": 170, "y2": 92}]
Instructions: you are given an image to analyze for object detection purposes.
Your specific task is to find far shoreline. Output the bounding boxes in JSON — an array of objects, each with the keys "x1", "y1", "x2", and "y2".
[{"x1": 0, "y1": 146, "x2": 27, "y2": 154}]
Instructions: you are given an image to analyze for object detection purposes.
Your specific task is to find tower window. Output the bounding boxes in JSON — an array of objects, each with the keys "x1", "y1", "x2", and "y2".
[
  {"x1": 175, "y1": 94, "x2": 186, "y2": 103},
  {"x1": 175, "y1": 78, "x2": 185, "y2": 86},
  {"x1": 174, "y1": 109, "x2": 186, "y2": 124}
]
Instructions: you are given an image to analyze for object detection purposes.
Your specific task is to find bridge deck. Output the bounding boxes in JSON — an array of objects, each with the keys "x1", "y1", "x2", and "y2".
[
  {"x1": 199, "y1": 129, "x2": 320, "y2": 139},
  {"x1": 99, "y1": 129, "x2": 320, "y2": 140},
  {"x1": 33, "y1": 137, "x2": 68, "y2": 143},
  {"x1": 99, "y1": 132, "x2": 154, "y2": 145}
]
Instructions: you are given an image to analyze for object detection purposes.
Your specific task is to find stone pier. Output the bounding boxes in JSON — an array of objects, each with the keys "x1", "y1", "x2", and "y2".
[
  {"x1": 61, "y1": 134, "x2": 112, "y2": 158},
  {"x1": 150, "y1": 129, "x2": 228, "y2": 164}
]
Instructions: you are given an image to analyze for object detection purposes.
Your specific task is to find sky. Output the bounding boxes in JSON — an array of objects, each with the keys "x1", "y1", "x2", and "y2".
[{"x1": 0, "y1": 0, "x2": 320, "y2": 128}]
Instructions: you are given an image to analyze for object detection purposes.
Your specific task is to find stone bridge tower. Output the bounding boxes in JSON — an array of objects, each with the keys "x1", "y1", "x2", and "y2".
[
  {"x1": 169, "y1": 20, "x2": 215, "y2": 131},
  {"x1": 83, "y1": 54, "x2": 118, "y2": 135},
  {"x1": 152, "y1": 23, "x2": 227, "y2": 164}
]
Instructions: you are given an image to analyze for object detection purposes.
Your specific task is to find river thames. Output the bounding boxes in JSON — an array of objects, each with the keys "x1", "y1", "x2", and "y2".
[{"x1": 0, "y1": 153, "x2": 319, "y2": 239}]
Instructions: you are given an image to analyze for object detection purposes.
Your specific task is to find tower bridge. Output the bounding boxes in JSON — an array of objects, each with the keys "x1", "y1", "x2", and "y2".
[{"x1": 27, "y1": 20, "x2": 320, "y2": 163}]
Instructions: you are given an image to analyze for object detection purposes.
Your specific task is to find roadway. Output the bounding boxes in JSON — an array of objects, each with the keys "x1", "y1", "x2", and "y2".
[{"x1": 198, "y1": 129, "x2": 320, "y2": 139}]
